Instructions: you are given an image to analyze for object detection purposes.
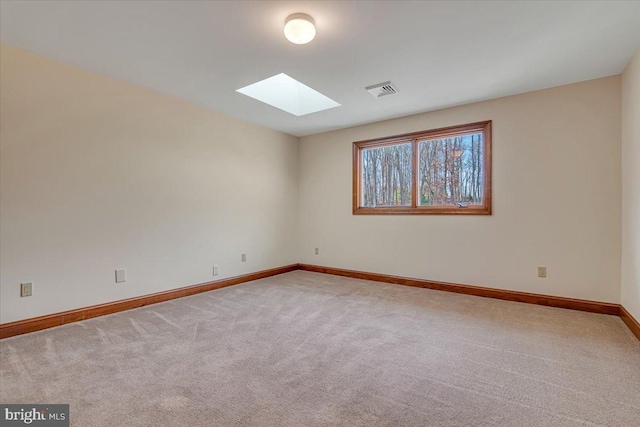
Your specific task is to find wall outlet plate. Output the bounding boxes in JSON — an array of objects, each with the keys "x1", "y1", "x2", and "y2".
[
  {"x1": 538, "y1": 266, "x2": 547, "y2": 278},
  {"x1": 20, "y1": 282, "x2": 33, "y2": 297},
  {"x1": 315, "y1": 247, "x2": 319, "y2": 255},
  {"x1": 213, "y1": 265, "x2": 219, "y2": 276},
  {"x1": 115, "y1": 269, "x2": 126, "y2": 283},
  {"x1": 241, "y1": 253, "x2": 246, "y2": 262}
]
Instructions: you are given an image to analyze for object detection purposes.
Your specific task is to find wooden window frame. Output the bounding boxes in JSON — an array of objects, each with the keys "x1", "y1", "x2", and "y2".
[{"x1": 353, "y1": 120, "x2": 492, "y2": 215}]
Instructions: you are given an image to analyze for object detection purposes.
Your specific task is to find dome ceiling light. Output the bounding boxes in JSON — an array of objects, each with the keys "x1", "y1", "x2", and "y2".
[{"x1": 284, "y1": 13, "x2": 316, "y2": 45}]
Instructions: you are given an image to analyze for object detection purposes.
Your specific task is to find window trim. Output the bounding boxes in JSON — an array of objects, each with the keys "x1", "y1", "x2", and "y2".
[{"x1": 353, "y1": 120, "x2": 492, "y2": 215}]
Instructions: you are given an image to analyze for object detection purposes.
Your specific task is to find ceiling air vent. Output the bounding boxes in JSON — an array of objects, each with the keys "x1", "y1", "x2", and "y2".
[{"x1": 366, "y1": 81, "x2": 398, "y2": 98}]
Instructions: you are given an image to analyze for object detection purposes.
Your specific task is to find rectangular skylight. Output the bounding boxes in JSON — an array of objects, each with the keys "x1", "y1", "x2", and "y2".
[{"x1": 236, "y1": 73, "x2": 340, "y2": 117}]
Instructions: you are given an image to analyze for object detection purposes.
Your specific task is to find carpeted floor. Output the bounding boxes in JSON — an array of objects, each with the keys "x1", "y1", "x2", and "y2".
[{"x1": 1, "y1": 270, "x2": 639, "y2": 426}]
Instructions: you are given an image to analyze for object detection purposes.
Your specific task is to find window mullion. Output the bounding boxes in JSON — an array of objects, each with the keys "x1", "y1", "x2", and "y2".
[{"x1": 411, "y1": 139, "x2": 418, "y2": 209}]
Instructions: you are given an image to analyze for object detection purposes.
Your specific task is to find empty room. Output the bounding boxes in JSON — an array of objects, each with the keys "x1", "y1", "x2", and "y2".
[{"x1": 1, "y1": 1, "x2": 639, "y2": 426}]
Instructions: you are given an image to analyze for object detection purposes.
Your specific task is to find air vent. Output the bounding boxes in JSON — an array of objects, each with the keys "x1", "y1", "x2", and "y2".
[{"x1": 366, "y1": 81, "x2": 398, "y2": 98}]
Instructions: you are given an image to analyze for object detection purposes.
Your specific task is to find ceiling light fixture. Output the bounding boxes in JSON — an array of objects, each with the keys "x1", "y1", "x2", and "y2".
[{"x1": 284, "y1": 13, "x2": 316, "y2": 45}]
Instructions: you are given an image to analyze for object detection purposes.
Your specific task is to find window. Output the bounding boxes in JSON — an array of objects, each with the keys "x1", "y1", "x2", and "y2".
[{"x1": 353, "y1": 121, "x2": 491, "y2": 215}]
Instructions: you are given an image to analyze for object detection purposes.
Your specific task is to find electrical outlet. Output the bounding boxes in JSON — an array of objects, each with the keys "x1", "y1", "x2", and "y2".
[
  {"x1": 20, "y1": 282, "x2": 33, "y2": 297},
  {"x1": 315, "y1": 247, "x2": 319, "y2": 255},
  {"x1": 115, "y1": 269, "x2": 126, "y2": 283},
  {"x1": 241, "y1": 253, "x2": 247, "y2": 262},
  {"x1": 213, "y1": 265, "x2": 219, "y2": 276},
  {"x1": 538, "y1": 266, "x2": 547, "y2": 278}
]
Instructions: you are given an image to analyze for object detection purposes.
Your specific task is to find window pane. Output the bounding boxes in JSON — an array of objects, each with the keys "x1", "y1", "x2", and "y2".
[
  {"x1": 418, "y1": 133, "x2": 483, "y2": 206},
  {"x1": 361, "y1": 142, "x2": 412, "y2": 207}
]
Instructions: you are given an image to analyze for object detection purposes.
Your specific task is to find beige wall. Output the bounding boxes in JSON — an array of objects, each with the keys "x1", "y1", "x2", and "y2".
[
  {"x1": 0, "y1": 45, "x2": 299, "y2": 323},
  {"x1": 299, "y1": 77, "x2": 622, "y2": 303},
  {"x1": 621, "y1": 49, "x2": 640, "y2": 320}
]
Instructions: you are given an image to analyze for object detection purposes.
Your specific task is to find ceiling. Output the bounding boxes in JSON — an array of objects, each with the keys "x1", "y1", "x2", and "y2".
[{"x1": 1, "y1": 1, "x2": 639, "y2": 137}]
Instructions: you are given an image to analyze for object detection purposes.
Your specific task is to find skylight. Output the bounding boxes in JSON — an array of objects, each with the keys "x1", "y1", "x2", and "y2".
[{"x1": 236, "y1": 73, "x2": 340, "y2": 117}]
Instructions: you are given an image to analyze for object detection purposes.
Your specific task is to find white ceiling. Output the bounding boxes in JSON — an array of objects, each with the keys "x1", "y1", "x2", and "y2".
[{"x1": 1, "y1": 1, "x2": 639, "y2": 137}]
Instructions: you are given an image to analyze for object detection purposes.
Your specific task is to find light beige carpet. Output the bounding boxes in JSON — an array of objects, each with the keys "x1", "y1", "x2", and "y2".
[{"x1": 1, "y1": 270, "x2": 639, "y2": 426}]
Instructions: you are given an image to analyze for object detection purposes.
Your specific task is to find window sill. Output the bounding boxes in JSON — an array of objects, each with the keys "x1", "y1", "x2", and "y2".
[{"x1": 352, "y1": 206, "x2": 492, "y2": 215}]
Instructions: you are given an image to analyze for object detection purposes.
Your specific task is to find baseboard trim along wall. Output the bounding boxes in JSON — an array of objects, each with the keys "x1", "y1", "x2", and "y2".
[
  {"x1": 620, "y1": 305, "x2": 640, "y2": 340},
  {"x1": 2, "y1": 263, "x2": 638, "y2": 341},
  {"x1": 300, "y1": 264, "x2": 640, "y2": 341},
  {"x1": 0, "y1": 264, "x2": 298, "y2": 339},
  {"x1": 298, "y1": 264, "x2": 620, "y2": 315}
]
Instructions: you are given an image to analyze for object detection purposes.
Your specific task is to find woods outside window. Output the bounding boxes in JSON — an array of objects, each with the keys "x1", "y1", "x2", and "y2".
[{"x1": 353, "y1": 121, "x2": 492, "y2": 215}]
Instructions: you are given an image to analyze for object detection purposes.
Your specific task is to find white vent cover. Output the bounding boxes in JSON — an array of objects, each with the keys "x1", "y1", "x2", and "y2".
[{"x1": 366, "y1": 81, "x2": 398, "y2": 98}]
